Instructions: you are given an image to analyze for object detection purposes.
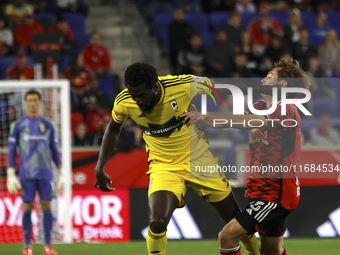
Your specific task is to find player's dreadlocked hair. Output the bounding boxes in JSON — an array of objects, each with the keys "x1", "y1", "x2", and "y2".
[
  {"x1": 124, "y1": 62, "x2": 158, "y2": 89},
  {"x1": 274, "y1": 57, "x2": 312, "y2": 98}
]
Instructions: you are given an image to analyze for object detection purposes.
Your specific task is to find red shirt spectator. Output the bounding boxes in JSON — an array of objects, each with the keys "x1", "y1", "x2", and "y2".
[
  {"x1": 64, "y1": 67, "x2": 94, "y2": 95},
  {"x1": 64, "y1": 54, "x2": 94, "y2": 95},
  {"x1": 49, "y1": 17, "x2": 75, "y2": 55},
  {"x1": 71, "y1": 111, "x2": 85, "y2": 135},
  {"x1": 248, "y1": 3, "x2": 283, "y2": 48},
  {"x1": 81, "y1": 32, "x2": 111, "y2": 75},
  {"x1": 49, "y1": 19, "x2": 74, "y2": 42},
  {"x1": 14, "y1": 13, "x2": 44, "y2": 49},
  {"x1": 6, "y1": 50, "x2": 34, "y2": 80},
  {"x1": 86, "y1": 105, "x2": 111, "y2": 134}
]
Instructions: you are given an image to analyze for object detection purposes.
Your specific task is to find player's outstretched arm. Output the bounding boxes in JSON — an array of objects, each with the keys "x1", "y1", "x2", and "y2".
[{"x1": 94, "y1": 118, "x2": 123, "y2": 192}]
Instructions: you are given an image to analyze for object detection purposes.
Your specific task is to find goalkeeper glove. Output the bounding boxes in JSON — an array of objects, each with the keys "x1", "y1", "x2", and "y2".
[
  {"x1": 6, "y1": 168, "x2": 22, "y2": 194},
  {"x1": 57, "y1": 168, "x2": 65, "y2": 192}
]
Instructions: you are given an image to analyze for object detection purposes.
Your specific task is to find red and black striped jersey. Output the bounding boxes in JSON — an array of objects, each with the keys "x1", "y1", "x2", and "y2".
[{"x1": 245, "y1": 100, "x2": 301, "y2": 210}]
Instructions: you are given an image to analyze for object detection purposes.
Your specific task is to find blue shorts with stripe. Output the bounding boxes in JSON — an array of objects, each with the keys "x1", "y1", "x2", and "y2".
[{"x1": 236, "y1": 200, "x2": 292, "y2": 237}]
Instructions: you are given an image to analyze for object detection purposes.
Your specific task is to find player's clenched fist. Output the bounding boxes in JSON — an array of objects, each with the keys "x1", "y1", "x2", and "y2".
[{"x1": 94, "y1": 170, "x2": 115, "y2": 192}]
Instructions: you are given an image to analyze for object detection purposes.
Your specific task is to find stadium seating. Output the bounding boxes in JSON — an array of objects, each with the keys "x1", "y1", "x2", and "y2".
[
  {"x1": 97, "y1": 75, "x2": 116, "y2": 102},
  {"x1": 241, "y1": 12, "x2": 257, "y2": 27},
  {"x1": 209, "y1": 11, "x2": 229, "y2": 32},
  {"x1": 185, "y1": 12, "x2": 209, "y2": 35},
  {"x1": 154, "y1": 12, "x2": 175, "y2": 48},
  {"x1": 326, "y1": 11, "x2": 340, "y2": 35},
  {"x1": 59, "y1": 55, "x2": 71, "y2": 73},
  {"x1": 327, "y1": 77, "x2": 340, "y2": 96},
  {"x1": 301, "y1": 11, "x2": 316, "y2": 28},
  {"x1": 62, "y1": 13, "x2": 86, "y2": 40},
  {"x1": 269, "y1": 11, "x2": 288, "y2": 26},
  {"x1": 0, "y1": 57, "x2": 16, "y2": 79},
  {"x1": 302, "y1": 116, "x2": 340, "y2": 132},
  {"x1": 154, "y1": 12, "x2": 210, "y2": 37},
  {"x1": 313, "y1": 97, "x2": 338, "y2": 117},
  {"x1": 201, "y1": 32, "x2": 215, "y2": 48},
  {"x1": 332, "y1": 116, "x2": 340, "y2": 127},
  {"x1": 301, "y1": 117, "x2": 320, "y2": 132},
  {"x1": 74, "y1": 33, "x2": 90, "y2": 54},
  {"x1": 61, "y1": 13, "x2": 88, "y2": 53},
  {"x1": 34, "y1": 13, "x2": 57, "y2": 21},
  {"x1": 154, "y1": 12, "x2": 209, "y2": 48},
  {"x1": 98, "y1": 76, "x2": 114, "y2": 94}
]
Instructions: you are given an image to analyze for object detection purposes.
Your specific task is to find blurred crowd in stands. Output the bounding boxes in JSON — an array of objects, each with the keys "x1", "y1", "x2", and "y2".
[
  {"x1": 0, "y1": 0, "x2": 340, "y2": 154},
  {"x1": 135, "y1": 0, "x2": 340, "y2": 149},
  {"x1": 0, "y1": 0, "x2": 143, "y2": 149}
]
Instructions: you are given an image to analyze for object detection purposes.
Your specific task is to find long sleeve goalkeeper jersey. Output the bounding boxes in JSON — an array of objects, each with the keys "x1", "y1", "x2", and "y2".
[{"x1": 8, "y1": 115, "x2": 61, "y2": 180}]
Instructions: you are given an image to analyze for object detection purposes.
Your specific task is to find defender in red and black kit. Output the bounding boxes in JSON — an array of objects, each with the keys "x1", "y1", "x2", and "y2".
[
  {"x1": 181, "y1": 58, "x2": 311, "y2": 255},
  {"x1": 239, "y1": 100, "x2": 302, "y2": 238}
]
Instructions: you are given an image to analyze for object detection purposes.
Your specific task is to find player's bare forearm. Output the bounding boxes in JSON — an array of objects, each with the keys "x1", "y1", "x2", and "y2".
[{"x1": 94, "y1": 119, "x2": 122, "y2": 173}]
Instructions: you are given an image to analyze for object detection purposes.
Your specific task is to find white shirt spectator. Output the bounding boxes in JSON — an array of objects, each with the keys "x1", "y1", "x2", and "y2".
[
  {"x1": 57, "y1": 0, "x2": 76, "y2": 8},
  {"x1": 309, "y1": 115, "x2": 340, "y2": 145},
  {"x1": 0, "y1": 28, "x2": 13, "y2": 46}
]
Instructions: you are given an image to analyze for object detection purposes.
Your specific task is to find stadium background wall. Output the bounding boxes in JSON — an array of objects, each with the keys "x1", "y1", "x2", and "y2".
[
  {"x1": 130, "y1": 186, "x2": 340, "y2": 239},
  {"x1": 1, "y1": 148, "x2": 340, "y2": 242}
]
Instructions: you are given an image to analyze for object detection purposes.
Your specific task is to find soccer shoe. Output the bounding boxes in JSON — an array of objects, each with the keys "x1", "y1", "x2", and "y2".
[
  {"x1": 22, "y1": 246, "x2": 32, "y2": 255},
  {"x1": 43, "y1": 245, "x2": 57, "y2": 255}
]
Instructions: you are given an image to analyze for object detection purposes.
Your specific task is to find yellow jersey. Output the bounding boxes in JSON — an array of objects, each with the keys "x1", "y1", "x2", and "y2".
[{"x1": 112, "y1": 74, "x2": 213, "y2": 165}]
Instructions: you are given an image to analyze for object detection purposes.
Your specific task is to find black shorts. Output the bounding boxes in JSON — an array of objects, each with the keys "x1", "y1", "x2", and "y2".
[{"x1": 235, "y1": 200, "x2": 292, "y2": 237}]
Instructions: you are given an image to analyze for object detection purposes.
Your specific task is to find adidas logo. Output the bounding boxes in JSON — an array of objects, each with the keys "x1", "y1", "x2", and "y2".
[
  {"x1": 138, "y1": 113, "x2": 147, "y2": 118},
  {"x1": 317, "y1": 207, "x2": 340, "y2": 237}
]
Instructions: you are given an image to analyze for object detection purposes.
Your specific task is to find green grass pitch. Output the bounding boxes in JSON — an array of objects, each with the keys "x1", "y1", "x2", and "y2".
[{"x1": 2, "y1": 238, "x2": 340, "y2": 255}]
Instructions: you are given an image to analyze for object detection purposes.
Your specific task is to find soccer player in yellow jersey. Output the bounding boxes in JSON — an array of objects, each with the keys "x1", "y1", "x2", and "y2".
[{"x1": 94, "y1": 63, "x2": 260, "y2": 255}]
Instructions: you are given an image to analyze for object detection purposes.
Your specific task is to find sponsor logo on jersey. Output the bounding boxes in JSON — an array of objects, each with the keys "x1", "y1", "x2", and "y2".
[
  {"x1": 23, "y1": 134, "x2": 48, "y2": 141},
  {"x1": 39, "y1": 122, "x2": 46, "y2": 133},
  {"x1": 250, "y1": 129, "x2": 268, "y2": 145},
  {"x1": 139, "y1": 116, "x2": 184, "y2": 137}
]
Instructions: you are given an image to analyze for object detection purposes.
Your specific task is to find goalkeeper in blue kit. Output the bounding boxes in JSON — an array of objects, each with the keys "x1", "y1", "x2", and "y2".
[{"x1": 6, "y1": 90, "x2": 65, "y2": 255}]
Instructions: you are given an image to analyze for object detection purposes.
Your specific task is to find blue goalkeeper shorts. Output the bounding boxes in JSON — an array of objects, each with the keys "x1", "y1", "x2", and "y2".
[{"x1": 20, "y1": 178, "x2": 56, "y2": 202}]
